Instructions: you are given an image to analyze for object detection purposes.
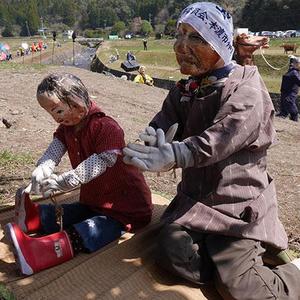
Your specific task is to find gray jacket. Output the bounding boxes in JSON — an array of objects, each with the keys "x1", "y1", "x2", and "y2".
[{"x1": 150, "y1": 65, "x2": 288, "y2": 250}]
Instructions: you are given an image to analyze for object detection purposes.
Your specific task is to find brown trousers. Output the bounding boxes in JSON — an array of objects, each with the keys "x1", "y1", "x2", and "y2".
[{"x1": 156, "y1": 223, "x2": 300, "y2": 300}]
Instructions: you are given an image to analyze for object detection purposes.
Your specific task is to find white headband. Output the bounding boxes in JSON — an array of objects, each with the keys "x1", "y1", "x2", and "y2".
[{"x1": 178, "y1": 2, "x2": 234, "y2": 65}]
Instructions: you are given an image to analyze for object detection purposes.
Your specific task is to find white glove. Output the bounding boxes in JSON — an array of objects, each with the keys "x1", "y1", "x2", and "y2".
[
  {"x1": 40, "y1": 174, "x2": 71, "y2": 198},
  {"x1": 123, "y1": 129, "x2": 176, "y2": 172},
  {"x1": 31, "y1": 164, "x2": 54, "y2": 194},
  {"x1": 139, "y1": 123, "x2": 178, "y2": 146}
]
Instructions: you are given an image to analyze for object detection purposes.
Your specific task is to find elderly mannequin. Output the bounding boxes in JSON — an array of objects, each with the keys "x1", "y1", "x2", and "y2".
[
  {"x1": 277, "y1": 56, "x2": 300, "y2": 121},
  {"x1": 123, "y1": 2, "x2": 300, "y2": 299}
]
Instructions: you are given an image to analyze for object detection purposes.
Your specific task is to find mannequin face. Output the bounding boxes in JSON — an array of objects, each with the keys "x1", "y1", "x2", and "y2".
[
  {"x1": 139, "y1": 67, "x2": 146, "y2": 75},
  {"x1": 293, "y1": 61, "x2": 300, "y2": 70},
  {"x1": 174, "y1": 23, "x2": 224, "y2": 76},
  {"x1": 37, "y1": 93, "x2": 88, "y2": 126}
]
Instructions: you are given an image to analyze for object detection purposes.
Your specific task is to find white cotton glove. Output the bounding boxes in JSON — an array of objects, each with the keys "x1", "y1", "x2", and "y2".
[
  {"x1": 139, "y1": 123, "x2": 178, "y2": 146},
  {"x1": 40, "y1": 174, "x2": 72, "y2": 198},
  {"x1": 31, "y1": 164, "x2": 55, "y2": 194},
  {"x1": 123, "y1": 129, "x2": 176, "y2": 172}
]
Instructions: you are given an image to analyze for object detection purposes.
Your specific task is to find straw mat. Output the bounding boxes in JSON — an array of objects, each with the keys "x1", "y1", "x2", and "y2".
[{"x1": 0, "y1": 191, "x2": 221, "y2": 300}]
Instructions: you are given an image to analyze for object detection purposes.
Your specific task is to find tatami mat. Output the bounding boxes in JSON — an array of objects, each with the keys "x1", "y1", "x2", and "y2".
[{"x1": 0, "y1": 191, "x2": 220, "y2": 299}]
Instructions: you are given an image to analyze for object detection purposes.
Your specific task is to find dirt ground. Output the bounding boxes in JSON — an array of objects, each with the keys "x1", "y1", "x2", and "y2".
[{"x1": 0, "y1": 64, "x2": 299, "y2": 252}]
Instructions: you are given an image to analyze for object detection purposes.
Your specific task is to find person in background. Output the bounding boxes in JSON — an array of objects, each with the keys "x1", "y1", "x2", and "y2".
[
  {"x1": 31, "y1": 42, "x2": 37, "y2": 52},
  {"x1": 6, "y1": 52, "x2": 12, "y2": 61},
  {"x1": 276, "y1": 56, "x2": 300, "y2": 121},
  {"x1": 5, "y1": 73, "x2": 152, "y2": 276},
  {"x1": 134, "y1": 65, "x2": 154, "y2": 86},
  {"x1": 143, "y1": 38, "x2": 148, "y2": 51},
  {"x1": 123, "y1": 2, "x2": 300, "y2": 299},
  {"x1": 126, "y1": 51, "x2": 136, "y2": 61}
]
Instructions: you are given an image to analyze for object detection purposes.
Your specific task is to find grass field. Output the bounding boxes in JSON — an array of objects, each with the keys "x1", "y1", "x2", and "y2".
[
  {"x1": 1, "y1": 36, "x2": 300, "y2": 92},
  {"x1": 97, "y1": 37, "x2": 300, "y2": 93},
  {"x1": 0, "y1": 35, "x2": 72, "y2": 52}
]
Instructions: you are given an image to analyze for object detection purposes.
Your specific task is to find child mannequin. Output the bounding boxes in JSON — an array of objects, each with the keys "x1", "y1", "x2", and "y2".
[
  {"x1": 6, "y1": 73, "x2": 152, "y2": 275},
  {"x1": 134, "y1": 66, "x2": 154, "y2": 86}
]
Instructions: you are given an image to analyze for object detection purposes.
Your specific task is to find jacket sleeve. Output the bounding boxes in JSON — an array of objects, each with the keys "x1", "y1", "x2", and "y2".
[
  {"x1": 292, "y1": 70, "x2": 300, "y2": 86},
  {"x1": 61, "y1": 152, "x2": 118, "y2": 187},
  {"x1": 184, "y1": 72, "x2": 272, "y2": 167},
  {"x1": 134, "y1": 75, "x2": 142, "y2": 83},
  {"x1": 149, "y1": 86, "x2": 184, "y2": 139},
  {"x1": 37, "y1": 137, "x2": 66, "y2": 168}
]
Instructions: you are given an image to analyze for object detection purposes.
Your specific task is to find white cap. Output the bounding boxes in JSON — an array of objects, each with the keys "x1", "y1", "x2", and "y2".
[
  {"x1": 293, "y1": 57, "x2": 300, "y2": 64},
  {"x1": 178, "y1": 2, "x2": 234, "y2": 65}
]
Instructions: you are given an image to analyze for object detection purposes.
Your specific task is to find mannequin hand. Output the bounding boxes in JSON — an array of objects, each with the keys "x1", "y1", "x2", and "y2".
[
  {"x1": 40, "y1": 174, "x2": 70, "y2": 198},
  {"x1": 31, "y1": 164, "x2": 54, "y2": 194},
  {"x1": 123, "y1": 129, "x2": 175, "y2": 172},
  {"x1": 139, "y1": 123, "x2": 178, "y2": 146}
]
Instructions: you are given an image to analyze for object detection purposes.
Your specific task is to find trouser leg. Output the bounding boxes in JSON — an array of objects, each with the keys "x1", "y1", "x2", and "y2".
[
  {"x1": 67, "y1": 216, "x2": 125, "y2": 255},
  {"x1": 279, "y1": 97, "x2": 289, "y2": 117},
  {"x1": 206, "y1": 235, "x2": 300, "y2": 300},
  {"x1": 39, "y1": 202, "x2": 98, "y2": 233},
  {"x1": 285, "y1": 98, "x2": 299, "y2": 121},
  {"x1": 156, "y1": 223, "x2": 213, "y2": 284},
  {"x1": 40, "y1": 202, "x2": 125, "y2": 253},
  {"x1": 73, "y1": 215, "x2": 125, "y2": 253}
]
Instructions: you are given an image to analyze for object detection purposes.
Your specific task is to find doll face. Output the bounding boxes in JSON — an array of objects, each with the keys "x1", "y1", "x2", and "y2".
[
  {"x1": 293, "y1": 61, "x2": 300, "y2": 70},
  {"x1": 174, "y1": 23, "x2": 224, "y2": 76},
  {"x1": 37, "y1": 93, "x2": 87, "y2": 126},
  {"x1": 139, "y1": 66, "x2": 146, "y2": 74}
]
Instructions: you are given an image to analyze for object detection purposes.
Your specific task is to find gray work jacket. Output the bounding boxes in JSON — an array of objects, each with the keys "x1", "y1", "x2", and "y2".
[{"x1": 150, "y1": 65, "x2": 288, "y2": 250}]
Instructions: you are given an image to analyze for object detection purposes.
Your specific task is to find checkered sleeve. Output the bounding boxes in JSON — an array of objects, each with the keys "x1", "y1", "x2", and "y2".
[
  {"x1": 61, "y1": 151, "x2": 118, "y2": 188},
  {"x1": 37, "y1": 137, "x2": 67, "y2": 169}
]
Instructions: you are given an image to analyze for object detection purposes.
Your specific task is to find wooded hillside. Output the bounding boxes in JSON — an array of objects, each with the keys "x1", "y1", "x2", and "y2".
[{"x1": 0, "y1": 0, "x2": 299, "y2": 37}]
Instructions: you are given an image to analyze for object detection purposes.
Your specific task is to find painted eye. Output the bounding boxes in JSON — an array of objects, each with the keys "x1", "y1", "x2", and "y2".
[{"x1": 190, "y1": 34, "x2": 207, "y2": 44}]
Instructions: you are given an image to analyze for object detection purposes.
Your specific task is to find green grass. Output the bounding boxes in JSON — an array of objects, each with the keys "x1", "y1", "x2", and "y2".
[
  {"x1": 0, "y1": 36, "x2": 72, "y2": 53},
  {"x1": 0, "y1": 283, "x2": 14, "y2": 300},
  {"x1": 3, "y1": 36, "x2": 296, "y2": 92},
  {"x1": 253, "y1": 54, "x2": 290, "y2": 93},
  {"x1": 269, "y1": 37, "x2": 300, "y2": 48},
  {"x1": 98, "y1": 37, "x2": 298, "y2": 92},
  {"x1": 0, "y1": 150, "x2": 35, "y2": 168},
  {"x1": 290, "y1": 249, "x2": 300, "y2": 258}
]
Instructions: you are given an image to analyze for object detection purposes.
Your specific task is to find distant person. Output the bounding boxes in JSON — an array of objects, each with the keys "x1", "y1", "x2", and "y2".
[
  {"x1": 143, "y1": 38, "x2": 148, "y2": 51},
  {"x1": 134, "y1": 65, "x2": 153, "y2": 86},
  {"x1": 115, "y1": 48, "x2": 120, "y2": 60},
  {"x1": 126, "y1": 51, "x2": 136, "y2": 61},
  {"x1": 31, "y1": 43, "x2": 37, "y2": 52},
  {"x1": 38, "y1": 41, "x2": 43, "y2": 51},
  {"x1": 5, "y1": 73, "x2": 152, "y2": 275},
  {"x1": 277, "y1": 56, "x2": 300, "y2": 121},
  {"x1": 288, "y1": 55, "x2": 297, "y2": 69}
]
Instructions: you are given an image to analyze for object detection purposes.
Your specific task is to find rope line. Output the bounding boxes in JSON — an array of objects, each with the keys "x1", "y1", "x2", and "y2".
[{"x1": 259, "y1": 47, "x2": 289, "y2": 71}]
